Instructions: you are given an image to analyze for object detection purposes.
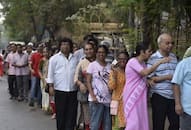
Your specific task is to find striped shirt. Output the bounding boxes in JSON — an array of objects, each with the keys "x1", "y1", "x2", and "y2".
[
  {"x1": 147, "y1": 51, "x2": 177, "y2": 99},
  {"x1": 5, "y1": 52, "x2": 16, "y2": 75},
  {"x1": 13, "y1": 52, "x2": 29, "y2": 76}
]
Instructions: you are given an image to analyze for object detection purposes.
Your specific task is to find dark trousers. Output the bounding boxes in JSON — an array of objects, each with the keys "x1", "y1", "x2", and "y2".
[
  {"x1": 8, "y1": 75, "x2": 18, "y2": 97},
  {"x1": 180, "y1": 112, "x2": 191, "y2": 130},
  {"x1": 55, "y1": 90, "x2": 78, "y2": 130},
  {"x1": 16, "y1": 75, "x2": 29, "y2": 99},
  {"x1": 151, "y1": 93, "x2": 179, "y2": 130}
]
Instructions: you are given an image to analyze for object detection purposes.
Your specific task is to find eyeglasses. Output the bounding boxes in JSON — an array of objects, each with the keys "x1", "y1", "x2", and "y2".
[{"x1": 165, "y1": 41, "x2": 175, "y2": 45}]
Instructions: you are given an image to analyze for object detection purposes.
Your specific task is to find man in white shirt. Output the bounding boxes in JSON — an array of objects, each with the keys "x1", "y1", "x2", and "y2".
[{"x1": 47, "y1": 38, "x2": 80, "y2": 130}]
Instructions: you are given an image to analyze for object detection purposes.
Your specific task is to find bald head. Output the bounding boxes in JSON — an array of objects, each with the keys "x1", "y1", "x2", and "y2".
[
  {"x1": 157, "y1": 33, "x2": 172, "y2": 45},
  {"x1": 157, "y1": 33, "x2": 174, "y2": 55}
]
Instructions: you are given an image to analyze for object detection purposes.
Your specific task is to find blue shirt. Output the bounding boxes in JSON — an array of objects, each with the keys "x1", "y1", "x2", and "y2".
[
  {"x1": 171, "y1": 57, "x2": 191, "y2": 115},
  {"x1": 47, "y1": 52, "x2": 80, "y2": 92},
  {"x1": 147, "y1": 51, "x2": 177, "y2": 99}
]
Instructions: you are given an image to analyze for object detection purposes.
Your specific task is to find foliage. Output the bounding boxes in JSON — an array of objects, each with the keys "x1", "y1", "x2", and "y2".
[
  {"x1": 0, "y1": 0, "x2": 96, "y2": 42},
  {"x1": 0, "y1": 0, "x2": 190, "y2": 58}
]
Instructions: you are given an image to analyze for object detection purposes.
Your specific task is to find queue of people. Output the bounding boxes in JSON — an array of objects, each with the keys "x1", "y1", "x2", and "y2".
[{"x1": 1, "y1": 33, "x2": 191, "y2": 130}]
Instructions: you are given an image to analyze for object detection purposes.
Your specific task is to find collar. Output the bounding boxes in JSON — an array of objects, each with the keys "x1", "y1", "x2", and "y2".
[
  {"x1": 156, "y1": 50, "x2": 164, "y2": 58},
  {"x1": 156, "y1": 50, "x2": 174, "y2": 58},
  {"x1": 58, "y1": 51, "x2": 73, "y2": 59}
]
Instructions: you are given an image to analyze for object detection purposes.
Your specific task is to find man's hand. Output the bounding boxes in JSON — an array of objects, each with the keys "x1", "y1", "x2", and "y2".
[
  {"x1": 175, "y1": 103, "x2": 183, "y2": 115},
  {"x1": 49, "y1": 86, "x2": 54, "y2": 96}
]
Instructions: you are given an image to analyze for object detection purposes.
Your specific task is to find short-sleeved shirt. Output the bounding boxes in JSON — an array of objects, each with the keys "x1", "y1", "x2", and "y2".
[
  {"x1": 13, "y1": 52, "x2": 29, "y2": 76},
  {"x1": 147, "y1": 51, "x2": 177, "y2": 99},
  {"x1": 5, "y1": 52, "x2": 16, "y2": 75},
  {"x1": 87, "y1": 61, "x2": 111, "y2": 104},
  {"x1": 171, "y1": 57, "x2": 191, "y2": 115},
  {"x1": 29, "y1": 52, "x2": 43, "y2": 77}
]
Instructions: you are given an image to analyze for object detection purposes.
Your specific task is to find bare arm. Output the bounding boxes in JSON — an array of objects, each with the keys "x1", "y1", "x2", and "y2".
[
  {"x1": 152, "y1": 75, "x2": 173, "y2": 83},
  {"x1": 76, "y1": 80, "x2": 87, "y2": 93},
  {"x1": 108, "y1": 69, "x2": 117, "y2": 90},
  {"x1": 74, "y1": 62, "x2": 87, "y2": 93},
  {"x1": 173, "y1": 84, "x2": 183, "y2": 115},
  {"x1": 28, "y1": 61, "x2": 34, "y2": 74},
  {"x1": 47, "y1": 57, "x2": 54, "y2": 96},
  {"x1": 86, "y1": 73, "x2": 97, "y2": 102},
  {"x1": 140, "y1": 57, "x2": 170, "y2": 77},
  {"x1": 48, "y1": 83, "x2": 54, "y2": 96},
  {"x1": 38, "y1": 60, "x2": 43, "y2": 79}
]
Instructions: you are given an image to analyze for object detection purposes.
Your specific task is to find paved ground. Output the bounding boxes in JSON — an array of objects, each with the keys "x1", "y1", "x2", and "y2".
[
  {"x1": 0, "y1": 76, "x2": 56, "y2": 130},
  {"x1": 0, "y1": 76, "x2": 170, "y2": 130}
]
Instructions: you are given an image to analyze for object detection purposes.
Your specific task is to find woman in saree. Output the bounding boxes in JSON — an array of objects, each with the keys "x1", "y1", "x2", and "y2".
[
  {"x1": 39, "y1": 47, "x2": 50, "y2": 112},
  {"x1": 123, "y1": 42, "x2": 170, "y2": 130}
]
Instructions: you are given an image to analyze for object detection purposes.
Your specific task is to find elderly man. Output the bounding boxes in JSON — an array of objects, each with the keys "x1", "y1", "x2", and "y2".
[
  {"x1": 171, "y1": 56, "x2": 191, "y2": 130},
  {"x1": 147, "y1": 33, "x2": 179, "y2": 130},
  {"x1": 47, "y1": 38, "x2": 80, "y2": 130}
]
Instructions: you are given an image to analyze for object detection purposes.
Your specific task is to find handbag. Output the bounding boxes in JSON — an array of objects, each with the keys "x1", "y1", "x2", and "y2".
[
  {"x1": 45, "y1": 84, "x2": 49, "y2": 93},
  {"x1": 110, "y1": 100, "x2": 119, "y2": 115},
  {"x1": 77, "y1": 91, "x2": 88, "y2": 103}
]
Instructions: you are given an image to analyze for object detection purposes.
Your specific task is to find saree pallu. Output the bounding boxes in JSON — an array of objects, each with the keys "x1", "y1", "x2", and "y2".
[{"x1": 123, "y1": 79, "x2": 149, "y2": 130}]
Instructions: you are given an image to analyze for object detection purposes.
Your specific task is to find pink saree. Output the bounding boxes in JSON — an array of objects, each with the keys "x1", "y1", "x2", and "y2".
[{"x1": 123, "y1": 58, "x2": 149, "y2": 130}]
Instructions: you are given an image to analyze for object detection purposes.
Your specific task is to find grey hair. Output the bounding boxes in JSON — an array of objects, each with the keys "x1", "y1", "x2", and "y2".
[
  {"x1": 157, "y1": 35, "x2": 163, "y2": 44},
  {"x1": 157, "y1": 33, "x2": 170, "y2": 45}
]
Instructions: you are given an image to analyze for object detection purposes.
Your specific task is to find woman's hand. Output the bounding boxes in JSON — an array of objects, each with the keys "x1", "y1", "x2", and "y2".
[
  {"x1": 147, "y1": 79, "x2": 155, "y2": 87},
  {"x1": 92, "y1": 95, "x2": 98, "y2": 103},
  {"x1": 79, "y1": 83, "x2": 87, "y2": 93},
  {"x1": 160, "y1": 57, "x2": 171, "y2": 64}
]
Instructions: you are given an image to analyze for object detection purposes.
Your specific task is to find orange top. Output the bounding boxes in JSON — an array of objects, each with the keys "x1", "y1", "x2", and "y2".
[{"x1": 108, "y1": 68, "x2": 126, "y2": 127}]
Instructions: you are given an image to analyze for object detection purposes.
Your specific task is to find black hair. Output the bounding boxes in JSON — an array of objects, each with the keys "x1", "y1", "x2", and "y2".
[
  {"x1": 97, "y1": 44, "x2": 109, "y2": 54},
  {"x1": 83, "y1": 40, "x2": 95, "y2": 49},
  {"x1": 117, "y1": 51, "x2": 129, "y2": 59},
  {"x1": 16, "y1": 44, "x2": 22, "y2": 47},
  {"x1": 59, "y1": 37, "x2": 73, "y2": 53},
  {"x1": 83, "y1": 34, "x2": 98, "y2": 48},
  {"x1": 83, "y1": 34, "x2": 95, "y2": 41},
  {"x1": 135, "y1": 42, "x2": 150, "y2": 56}
]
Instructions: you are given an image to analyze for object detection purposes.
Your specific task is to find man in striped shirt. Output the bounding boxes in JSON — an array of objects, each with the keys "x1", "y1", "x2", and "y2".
[{"x1": 147, "y1": 33, "x2": 179, "y2": 130}]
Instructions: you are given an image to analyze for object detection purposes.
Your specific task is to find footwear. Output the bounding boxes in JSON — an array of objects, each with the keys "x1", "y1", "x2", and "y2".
[
  {"x1": 29, "y1": 101, "x2": 34, "y2": 107},
  {"x1": 13, "y1": 97, "x2": 18, "y2": 100},
  {"x1": 18, "y1": 97, "x2": 24, "y2": 102},
  {"x1": 51, "y1": 113, "x2": 56, "y2": 119},
  {"x1": 24, "y1": 99, "x2": 28, "y2": 103},
  {"x1": 77, "y1": 123, "x2": 84, "y2": 130},
  {"x1": 85, "y1": 124, "x2": 90, "y2": 130},
  {"x1": 9, "y1": 96, "x2": 13, "y2": 100}
]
